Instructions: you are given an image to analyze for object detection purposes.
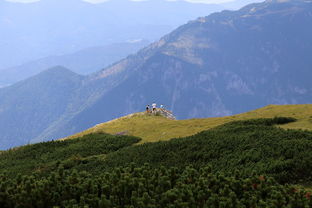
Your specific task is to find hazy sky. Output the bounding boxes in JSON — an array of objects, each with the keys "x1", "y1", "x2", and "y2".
[{"x1": 5, "y1": 0, "x2": 238, "y2": 4}]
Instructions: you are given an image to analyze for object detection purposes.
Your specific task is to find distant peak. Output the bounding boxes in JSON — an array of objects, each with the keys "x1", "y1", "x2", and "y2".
[
  {"x1": 44, "y1": 65, "x2": 72, "y2": 72},
  {"x1": 39, "y1": 66, "x2": 80, "y2": 77},
  {"x1": 264, "y1": 0, "x2": 312, "y2": 3},
  {"x1": 265, "y1": 0, "x2": 291, "y2": 2}
]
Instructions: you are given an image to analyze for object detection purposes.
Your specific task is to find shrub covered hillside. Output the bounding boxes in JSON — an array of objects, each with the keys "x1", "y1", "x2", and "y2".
[
  {"x1": 102, "y1": 117, "x2": 312, "y2": 184},
  {"x1": 0, "y1": 133, "x2": 140, "y2": 177},
  {"x1": 1, "y1": 118, "x2": 312, "y2": 184},
  {"x1": 0, "y1": 165, "x2": 311, "y2": 208},
  {"x1": 1, "y1": 117, "x2": 312, "y2": 207}
]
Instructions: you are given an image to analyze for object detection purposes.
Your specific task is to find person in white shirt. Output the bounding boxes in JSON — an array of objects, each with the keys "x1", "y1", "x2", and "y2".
[{"x1": 152, "y1": 103, "x2": 157, "y2": 112}]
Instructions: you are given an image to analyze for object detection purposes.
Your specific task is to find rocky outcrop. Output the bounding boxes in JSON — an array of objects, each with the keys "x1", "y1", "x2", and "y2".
[{"x1": 154, "y1": 108, "x2": 176, "y2": 120}]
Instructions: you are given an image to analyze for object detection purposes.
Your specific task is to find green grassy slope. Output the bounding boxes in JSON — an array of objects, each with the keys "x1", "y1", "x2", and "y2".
[{"x1": 65, "y1": 104, "x2": 312, "y2": 143}]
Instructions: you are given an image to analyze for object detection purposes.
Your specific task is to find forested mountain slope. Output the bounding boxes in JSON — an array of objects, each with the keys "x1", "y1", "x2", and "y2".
[{"x1": 0, "y1": 67, "x2": 84, "y2": 148}]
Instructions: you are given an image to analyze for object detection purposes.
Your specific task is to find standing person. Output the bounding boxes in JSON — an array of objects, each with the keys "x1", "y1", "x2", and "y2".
[
  {"x1": 146, "y1": 105, "x2": 150, "y2": 113},
  {"x1": 152, "y1": 103, "x2": 157, "y2": 112},
  {"x1": 160, "y1": 105, "x2": 164, "y2": 109}
]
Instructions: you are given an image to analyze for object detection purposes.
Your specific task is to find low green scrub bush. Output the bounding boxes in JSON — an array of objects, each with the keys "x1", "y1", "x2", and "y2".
[
  {"x1": 102, "y1": 118, "x2": 312, "y2": 183},
  {"x1": 0, "y1": 133, "x2": 140, "y2": 176},
  {"x1": 0, "y1": 165, "x2": 311, "y2": 208}
]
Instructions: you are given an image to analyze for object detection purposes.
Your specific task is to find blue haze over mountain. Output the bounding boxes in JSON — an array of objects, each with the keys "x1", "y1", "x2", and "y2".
[
  {"x1": 0, "y1": 0, "x2": 312, "y2": 150},
  {"x1": 0, "y1": 40, "x2": 150, "y2": 87},
  {"x1": 0, "y1": 0, "x2": 225, "y2": 69}
]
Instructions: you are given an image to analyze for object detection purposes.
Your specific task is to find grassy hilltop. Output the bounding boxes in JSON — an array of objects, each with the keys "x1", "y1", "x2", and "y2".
[{"x1": 65, "y1": 104, "x2": 312, "y2": 143}]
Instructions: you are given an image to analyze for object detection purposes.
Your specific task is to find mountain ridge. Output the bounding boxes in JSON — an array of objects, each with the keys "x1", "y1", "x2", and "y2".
[
  {"x1": 0, "y1": 0, "x2": 225, "y2": 68},
  {"x1": 0, "y1": 66, "x2": 84, "y2": 148},
  {"x1": 0, "y1": 40, "x2": 149, "y2": 87}
]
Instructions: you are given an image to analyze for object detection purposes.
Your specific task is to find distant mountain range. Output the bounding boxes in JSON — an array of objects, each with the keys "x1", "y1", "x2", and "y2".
[
  {"x1": 223, "y1": 0, "x2": 264, "y2": 9},
  {"x1": 0, "y1": 0, "x2": 225, "y2": 69},
  {"x1": 1, "y1": 0, "x2": 312, "y2": 149},
  {"x1": 0, "y1": 40, "x2": 149, "y2": 87}
]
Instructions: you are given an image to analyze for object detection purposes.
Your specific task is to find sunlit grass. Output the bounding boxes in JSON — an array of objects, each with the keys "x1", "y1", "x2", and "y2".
[{"x1": 65, "y1": 104, "x2": 312, "y2": 143}]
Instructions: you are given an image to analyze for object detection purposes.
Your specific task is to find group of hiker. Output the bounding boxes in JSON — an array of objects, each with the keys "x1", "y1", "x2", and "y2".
[{"x1": 146, "y1": 103, "x2": 164, "y2": 114}]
